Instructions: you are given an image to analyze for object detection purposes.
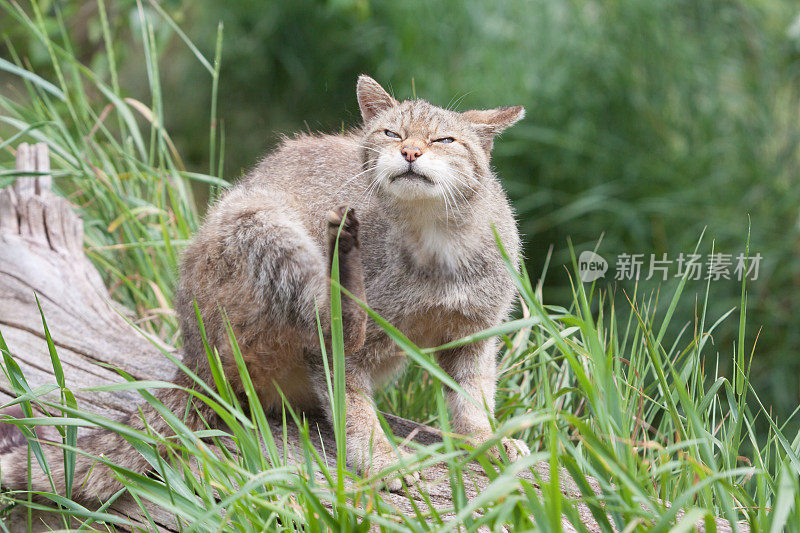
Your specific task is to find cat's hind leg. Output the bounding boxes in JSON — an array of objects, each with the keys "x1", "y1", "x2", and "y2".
[
  {"x1": 314, "y1": 207, "x2": 419, "y2": 491},
  {"x1": 326, "y1": 205, "x2": 367, "y2": 353}
]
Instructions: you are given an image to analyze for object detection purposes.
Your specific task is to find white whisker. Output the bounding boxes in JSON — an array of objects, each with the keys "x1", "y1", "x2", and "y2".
[
  {"x1": 340, "y1": 139, "x2": 384, "y2": 155},
  {"x1": 446, "y1": 91, "x2": 472, "y2": 112},
  {"x1": 334, "y1": 164, "x2": 376, "y2": 194},
  {"x1": 447, "y1": 166, "x2": 481, "y2": 194},
  {"x1": 355, "y1": 167, "x2": 387, "y2": 210},
  {"x1": 444, "y1": 181, "x2": 465, "y2": 223}
]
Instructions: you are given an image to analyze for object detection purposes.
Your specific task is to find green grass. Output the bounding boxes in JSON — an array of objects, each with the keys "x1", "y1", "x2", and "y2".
[
  {"x1": 151, "y1": 0, "x2": 800, "y2": 422},
  {"x1": 4, "y1": 0, "x2": 800, "y2": 418},
  {"x1": 1, "y1": 1, "x2": 799, "y2": 530}
]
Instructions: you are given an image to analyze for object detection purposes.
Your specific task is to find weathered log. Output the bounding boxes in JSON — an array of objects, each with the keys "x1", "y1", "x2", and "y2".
[{"x1": 0, "y1": 143, "x2": 747, "y2": 532}]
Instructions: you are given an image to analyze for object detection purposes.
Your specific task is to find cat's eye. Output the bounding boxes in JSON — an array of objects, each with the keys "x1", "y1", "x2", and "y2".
[
  {"x1": 384, "y1": 130, "x2": 401, "y2": 139},
  {"x1": 433, "y1": 137, "x2": 455, "y2": 144}
]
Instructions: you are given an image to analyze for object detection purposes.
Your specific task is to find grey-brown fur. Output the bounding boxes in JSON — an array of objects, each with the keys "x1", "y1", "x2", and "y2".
[{"x1": 0, "y1": 76, "x2": 528, "y2": 498}]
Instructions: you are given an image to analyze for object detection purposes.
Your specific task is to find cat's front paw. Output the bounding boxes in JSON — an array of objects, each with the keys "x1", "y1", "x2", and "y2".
[
  {"x1": 499, "y1": 437, "x2": 530, "y2": 462},
  {"x1": 470, "y1": 432, "x2": 531, "y2": 463},
  {"x1": 382, "y1": 468, "x2": 420, "y2": 492},
  {"x1": 363, "y1": 449, "x2": 421, "y2": 492}
]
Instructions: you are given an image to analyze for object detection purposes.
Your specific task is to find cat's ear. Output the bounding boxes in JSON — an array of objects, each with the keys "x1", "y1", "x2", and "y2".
[
  {"x1": 357, "y1": 75, "x2": 397, "y2": 122},
  {"x1": 461, "y1": 106, "x2": 525, "y2": 151}
]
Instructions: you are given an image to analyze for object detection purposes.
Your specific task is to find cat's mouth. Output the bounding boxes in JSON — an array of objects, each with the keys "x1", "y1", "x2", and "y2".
[{"x1": 389, "y1": 171, "x2": 433, "y2": 184}]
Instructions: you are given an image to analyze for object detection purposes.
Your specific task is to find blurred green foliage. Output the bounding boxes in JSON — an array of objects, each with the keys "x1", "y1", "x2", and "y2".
[{"x1": 3, "y1": 0, "x2": 800, "y2": 420}]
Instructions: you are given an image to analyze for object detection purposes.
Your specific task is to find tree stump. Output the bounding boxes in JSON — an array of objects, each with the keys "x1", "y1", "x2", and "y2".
[{"x1": 0, "y1": 143, "x2": 747, "y2": 532}]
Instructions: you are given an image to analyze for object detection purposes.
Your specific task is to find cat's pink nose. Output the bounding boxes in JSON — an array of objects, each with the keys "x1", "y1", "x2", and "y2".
[{"x1": 401, "y1": 144, "x2": 423, "y2": 162}]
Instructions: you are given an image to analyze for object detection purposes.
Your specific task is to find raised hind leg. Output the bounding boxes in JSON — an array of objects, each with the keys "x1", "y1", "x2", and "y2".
[
  {"x1": 310, "y1": 206, "x2": 419, "y2": 491},
  {"x1": 325, "y1": 205, "x2": 367, "y2": 353}
]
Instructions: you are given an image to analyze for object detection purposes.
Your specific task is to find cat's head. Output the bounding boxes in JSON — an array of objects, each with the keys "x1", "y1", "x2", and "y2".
[{"x1": 355, "y1": 75, "x2": 524, "y2": 215}]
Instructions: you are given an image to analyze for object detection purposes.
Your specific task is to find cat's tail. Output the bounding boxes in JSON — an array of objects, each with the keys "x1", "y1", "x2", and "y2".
[{"x1": 0, "y1": 372, "x2": 212, "y2": 502}]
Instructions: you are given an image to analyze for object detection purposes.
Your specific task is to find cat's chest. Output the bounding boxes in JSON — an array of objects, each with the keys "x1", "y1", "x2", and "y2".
[{"x1": 360, "y1": 234, "x2": 498, "y2": 320}]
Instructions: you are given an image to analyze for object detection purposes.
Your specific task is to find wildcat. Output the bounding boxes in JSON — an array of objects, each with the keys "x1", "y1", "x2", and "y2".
[{"x1": 0, "y1": 75, "x2": 528, "y2": 497}]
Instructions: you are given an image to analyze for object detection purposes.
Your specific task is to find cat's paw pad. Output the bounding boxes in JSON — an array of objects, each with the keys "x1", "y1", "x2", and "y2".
[{"x1": 326, "y1": 205, "x2": 359, "y2": 253}]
